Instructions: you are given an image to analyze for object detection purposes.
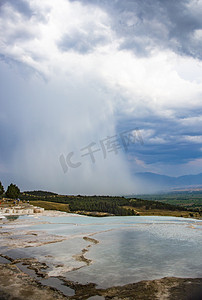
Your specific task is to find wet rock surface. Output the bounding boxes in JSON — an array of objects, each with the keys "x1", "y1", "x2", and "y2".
[
  {"x1": 0, "y1": 229, "x2": 67, "y2": 249},
  {"x1": 0, "y1": 263, "x2": 66, "y2": 300},
  {"x1": 0, "y1": 261, "x2": 202, "y2": 300}
]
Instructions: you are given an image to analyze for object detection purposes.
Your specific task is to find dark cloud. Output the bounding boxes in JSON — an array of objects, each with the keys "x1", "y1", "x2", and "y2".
[
  {"x1": 0, "y1": 59, "x2": 136, "y2": 195},
  {"x1": 0, "y1": 0, "x2": 49, "y2": 23},
  {"x1": 1, "y1": 0, "x2": 202, "y2": 191},
  {"x1": 0, "y1": 124, "x2": 19, "y2": 163},
  {"x1": 132, "y1": 141, "x2": 202, "y2": 165},
  {"x1": 117, "y1": 111, "x2": 202, "y2": 166},
  {"x1": 58, "y1": 30, "x2": 108, "y2": 54},
  {"x1": 0, "y1": 0, "x2": 33, "y2": 18},
  {"x1": 69, "y1": 0, "x2": 202, "y2": 59},
  {"x1": 6, "y1": 29, "x2": 35, "y2": 46},
  {"x1": 0, "y1": 60, "x2": 26, "y2": 163}
]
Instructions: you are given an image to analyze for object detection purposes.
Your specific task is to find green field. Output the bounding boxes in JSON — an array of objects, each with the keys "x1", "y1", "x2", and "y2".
[
  {"x1": 18, "y1": 190, "x2": 202, "y2": 218},
  {"x1": 134, "y1": 192, "x2": 202, "y2": 210}
]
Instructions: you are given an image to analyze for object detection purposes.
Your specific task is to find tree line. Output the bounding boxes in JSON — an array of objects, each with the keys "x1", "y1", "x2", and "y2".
[
  {"x1": 19, "y1": 191, "x2": 189, "y2": 215},
  {"x1": 129, "y1": 198, "x2": 186, "y2": 211},
  {"x1": 0, "y1": 181, "x2": 20, "y2": 199},
  {"x1": 69, "y1": 200, "x2": 136, "y2": 216},
  {"x1": 0, "y1": 183, "x2": 193, "y2": 216}
]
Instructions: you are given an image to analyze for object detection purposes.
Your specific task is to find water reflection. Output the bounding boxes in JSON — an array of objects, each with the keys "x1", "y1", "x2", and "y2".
[{"x1": 1, "y1": 215, "x2": 202, "y2": 289}]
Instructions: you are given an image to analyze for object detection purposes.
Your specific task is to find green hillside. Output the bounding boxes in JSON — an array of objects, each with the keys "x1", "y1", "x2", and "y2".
[{"x1": 19, "y1": 191, "x2": 201, "y2": 218}]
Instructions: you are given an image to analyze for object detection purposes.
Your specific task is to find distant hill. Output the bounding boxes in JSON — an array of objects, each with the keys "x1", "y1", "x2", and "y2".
[
  {"x1": 20, "y1": 191, "x2": 198, "y2": 218},
  {"x1": 23, "y1": 190, "x2": 58, "y2": 196},
  {"x1": 135, "y1": 172, "x2": 202, "y2": 191}
]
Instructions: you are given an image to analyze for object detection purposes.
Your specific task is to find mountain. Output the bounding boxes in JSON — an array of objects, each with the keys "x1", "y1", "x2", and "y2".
[
  {"x1": 175, "y1": 173, "x2": 202, "y2": 186},
  {"x1": 135, "y1": 172, "x2": 202, "y2": 191}
]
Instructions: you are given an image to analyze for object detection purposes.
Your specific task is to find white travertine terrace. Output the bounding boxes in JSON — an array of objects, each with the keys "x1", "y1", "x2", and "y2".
[{"x1": 0, "y1": 205, "x2": 44, "y2": 216}]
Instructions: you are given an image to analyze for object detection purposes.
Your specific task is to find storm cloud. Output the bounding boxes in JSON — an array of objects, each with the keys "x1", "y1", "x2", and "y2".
[
  {"x1": 1, "y1": 0, "x2": 202, "y2": 194},
  {"x1": 69, "y1": 0, "x2": 202, "y2": 59}
]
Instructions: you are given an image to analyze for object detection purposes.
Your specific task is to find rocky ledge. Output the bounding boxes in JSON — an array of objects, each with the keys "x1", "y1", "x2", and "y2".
[{"x1": 0, "y1": 262, "x2": 202, "y2": 300}]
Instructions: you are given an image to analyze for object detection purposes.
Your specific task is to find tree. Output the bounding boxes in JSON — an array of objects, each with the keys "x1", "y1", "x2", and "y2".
[
  {"x1": 6, "y1": 183, "x2": 20, "y2": 199},
  {"x1": 0, "y1": 181, "x2": 4, "y2": 196}
]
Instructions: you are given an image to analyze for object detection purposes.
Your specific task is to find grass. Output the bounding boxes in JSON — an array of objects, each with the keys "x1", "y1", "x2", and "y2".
[
  {"x1": 134, "y1": 193, "x2": 202, "y2": 210},
  {"x1": 123, "y1": 206, "x2": 200, "y2": 218},
  {"x1": 29, "y1": 201, "x2": 200, "y2": 219},
  {"x1": 30, "y1": 201, "x2": 70, "y2": 213}
]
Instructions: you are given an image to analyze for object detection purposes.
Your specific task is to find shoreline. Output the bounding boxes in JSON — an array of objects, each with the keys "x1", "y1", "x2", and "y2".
[
  {"x1": 0, "y1": 260, "x2": 202, "y2": 299},
  {"x1": 1, "y1": 207, "x2": 201, "y2": 220}
]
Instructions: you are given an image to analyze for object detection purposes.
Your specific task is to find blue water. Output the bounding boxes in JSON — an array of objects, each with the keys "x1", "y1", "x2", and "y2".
[{"x1": 1, "y1": 215, "x2": 202, "y2": 288}]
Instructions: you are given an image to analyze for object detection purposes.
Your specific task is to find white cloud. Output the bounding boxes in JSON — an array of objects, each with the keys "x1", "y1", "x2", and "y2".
[
  {"x1": 1, "y1": 0, "x2": 202, "y2": 118},
  {"x1": 179, "y1": 115, "x2": 202, "y2": 127},
  {"x1": 178, "y1": 158, "x2": 202, "y2": 176},
  {"x1": 183, "y1": 135, "x2": 202, "y2": 143}
]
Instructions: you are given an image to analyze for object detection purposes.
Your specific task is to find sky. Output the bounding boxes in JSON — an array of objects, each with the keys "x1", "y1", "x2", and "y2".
[{"x1": 1, "y1": 0, "x2": 202, "y2": 195}]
